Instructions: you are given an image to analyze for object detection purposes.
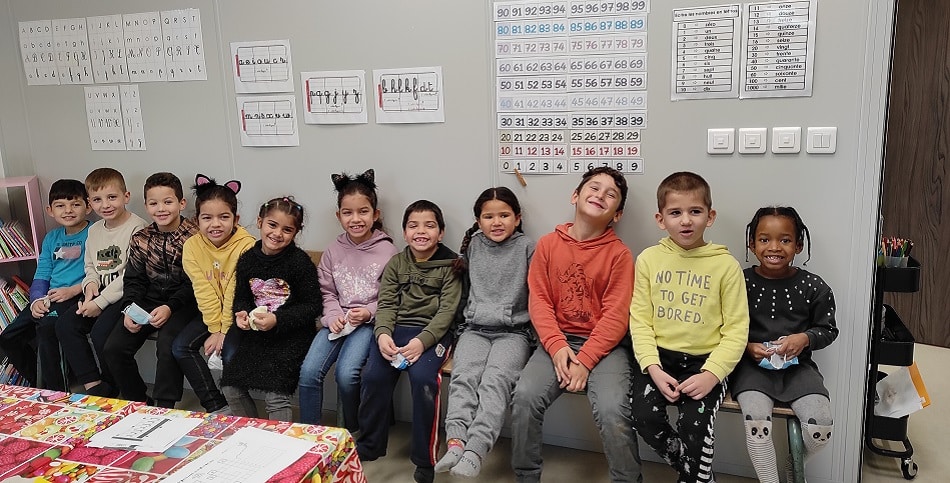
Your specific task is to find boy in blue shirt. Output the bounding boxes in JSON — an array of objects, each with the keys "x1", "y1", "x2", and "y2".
[{"x1": 0, "y1": 179, "x2": 91, "y2": 390}]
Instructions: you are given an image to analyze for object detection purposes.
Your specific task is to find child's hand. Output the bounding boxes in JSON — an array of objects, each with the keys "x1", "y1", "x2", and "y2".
[
  {"x1": 566, "y1": 361, "x2": 590, "y2": 392},
  {"x1": 82, "y1": 283, "x2": 100, "y2": 302},
  {"x1": 149, "y1": 305, "x2": 171, "y2": 328},
  {"x1": 123, "y1": 314, "x2": 142, "y2": 333},
  {"x1": 204, "y1": 332, "x2": 225, "y2": 356},
  {"x1": 377, "y1": 334, "x2": 399, "y2": 360},
  {"x1": 552, "y1": 347, "x2": 578, "y2": 388},
  {"x1": 677, "y1": 371, "x2": 720, "y2": 400},
  {"x1": 647, "y1": 364, "x2": 680, "y2": 402},
  {"x1": 329, "y1": 316, "x2": 347, "y2": 334},
  {"x1": 48, "y1": 285, "x2": 81, "y2": 302},
  {"x1": 347, "y1": 308, "x2": 371, "y2": 324},
  {"x1": 30, "y1": 298, "x2": 50, "y2": 318},
  {"x1": 773, "y1": 333, "x2": 809, "y2": 358},
  {"x1": 76, "y1": 300, "x2": 102, "y2": 318},
  {"x1": 253, "y1": 311, "x2": 277, "y2": 331},
  {"x1": 398, "y1": 338, "x2": 425, "y2": 364},
  {"x1": 234, "y1": 311, "x2": 250, "y2": 330},
  {"x1": 746, "y1": 342, "x2": 772, "y2": 362}
]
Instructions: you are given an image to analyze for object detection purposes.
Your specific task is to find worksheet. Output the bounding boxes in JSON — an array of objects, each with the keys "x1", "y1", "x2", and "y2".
[
  {"x1": 300, "y1": 70, "x2": 367, "y2": 124},
  {"x1": 236, "y1": 95, "x2": 300, "y2": 146},
  {"x1": 373, "y1": 66, "x2": 445, "y2": 123},
  {"x1": 231, "y1": 40, "x2": 294, "y2": 93}
]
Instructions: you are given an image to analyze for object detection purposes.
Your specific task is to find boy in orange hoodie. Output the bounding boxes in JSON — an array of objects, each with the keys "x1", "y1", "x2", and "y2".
[{"x1": 510, "y1": 167, "x2": 641, "y2": 483}]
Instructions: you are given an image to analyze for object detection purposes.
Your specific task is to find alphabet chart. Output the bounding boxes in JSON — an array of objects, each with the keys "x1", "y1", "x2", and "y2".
[
  {"x1": 494, "y1": 0, "x2": 649, "y2": 176},
  {"x1": 301, "y1": 70, "x2": 367, "y2": 124},
  {"x1": 161, "y1": 8, "x2": 207, "y2": 81},
  {"x1": 237, "y1": 95, "x2": 300, "y2": 146},
  {"x1": 373, "y1": 66, "x2": 445, "y2": 124},
  {"x1": 120, "y1": 84, "x2": 146, "y2": 150},
  {"x1": 52, "y1": 18, "x2": 93, "y2": 85},
  {"x1": 231, "y1": 39, "x2": 294, "y2": 93},
  {"x1": 18, "y1": 20, "x2": 59, "y2": 85},
  {"x1": 88, "y1": 14, "x2": 130, "y2": 83},
  {"x1": 739, "y1": 0, "x2": 816, "y2": 98},
  {"x1": 84, "y1": 85, "x2": 126, "y2": 150},
  {"x1": 671, "y1": 4, "x2": 741, "y2": 100},
  {"x1": 124, "y1": 11, "x2": 166, "y2": 82}
]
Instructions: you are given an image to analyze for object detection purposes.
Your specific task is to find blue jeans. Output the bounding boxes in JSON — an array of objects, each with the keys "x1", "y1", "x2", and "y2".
[{"x1": 298, "y1": 324, "x2": 373, "y2": 429}]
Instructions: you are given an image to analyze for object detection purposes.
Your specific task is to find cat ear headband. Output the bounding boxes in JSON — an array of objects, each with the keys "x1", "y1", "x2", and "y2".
[
  {"x1": 331, "y1": 169, "x2": 376, "y2": 192},
  {"x1": 195, "y1": 173, "x2": 241, "y2": 194}
]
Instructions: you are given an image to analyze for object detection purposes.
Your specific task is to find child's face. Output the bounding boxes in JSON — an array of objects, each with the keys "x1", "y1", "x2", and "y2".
[
  {"x1": 145, "y1": 186, "x2": 185, "y2": 232},
  {"x1": 197, "y1": 198, "x2": 238, "y2": 248},
  {"x1": 337, "y1": 193, "x2": 379, "y2": 244},
  {"x1": 403, "y1": 210, "x2": 443, "y2": 260},
  {"x1": 655, "y1": 190, "x2": 716, "y2": 250},
  {"x1": 258, "y1": 210, "x2": 298, "y2": 256},
  {"x1": 87, "y1": 183, "x2": 130, "y2": 223},
  {"x1": 571, "y1": 173, "x2": 623, "y2": 226},
  {"x1": 46, "y1": 197, "x2": 91, "y2": 232},
  {"x1": 477, "y1": 199, "x2": 520, "y2": 243},
  {"x1": 750, "y1": 215, "x2": 802, "y2": 279}
]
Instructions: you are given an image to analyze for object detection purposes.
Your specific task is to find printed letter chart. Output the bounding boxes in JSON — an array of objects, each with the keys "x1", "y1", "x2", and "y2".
[
  {"x1": 19, "y1": 20, "x2": 59, "y2": 85},
  {"x1": 237, "y1": 95, "x2": 300, "y2": 147},
  {"x1": 740, "y1": 0, "x2": 816, "y2": 98},
  {"x1": 373, "y1": 67, "x2": 445, "y2": 124},
  {"x1": 85, "y1": 86, "x2": 126, "y2": 150},
  {"x1": 88, "y1": 14, "x2": 130, "y2": 83},
  {"x1": 161, "y1": 8, "x2": 207, "y2": 81},
  {"x1": 231, "y1": 40, "x2": 294, "y2": 93},
  {"x1": 124, "y1": 11, "x2": 166, "y2": 82},
  {"x1": 120, "y1": 84, "x2": 146, "y2": 150},
  {"x1": 52, "y1": 18, "x2": 93, "y2": 85},
  {"x1": 301, "y1": 70, "x2": 367, "y2": 124},
  {"x1": 671, "y1": 4, "x2": 741, "y2": 100},
  {"x1": 494, "y1": 0, "x2": 649, "y2": 176}
]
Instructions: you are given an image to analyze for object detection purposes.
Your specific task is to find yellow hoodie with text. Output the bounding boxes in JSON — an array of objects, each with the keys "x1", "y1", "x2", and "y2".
[{"x1": 629, "y1": 237, "x2": 749, "y2": 381}]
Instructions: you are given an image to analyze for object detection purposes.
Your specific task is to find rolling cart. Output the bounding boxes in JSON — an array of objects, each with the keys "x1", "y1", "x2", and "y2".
[{"x1": 864, "y1": 256, "x2": 920, "y2": 479}]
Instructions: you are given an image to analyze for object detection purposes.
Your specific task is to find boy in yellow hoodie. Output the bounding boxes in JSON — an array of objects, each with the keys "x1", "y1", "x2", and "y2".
[{"x1": 629, "y1": 171, "x2": 749, "y2": 483}]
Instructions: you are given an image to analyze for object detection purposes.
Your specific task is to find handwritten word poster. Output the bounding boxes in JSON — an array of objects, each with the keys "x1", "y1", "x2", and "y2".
[
  {"x1": 84, "y1": 86, "x2": 126, "y2": 150},
  {"x1": 88, "y1": 14, "x2": 130, "y2": 83},
  {"x1": 52, "y1": 18, "x2": 93, "y2": 85},
  {"x1": 162, "y1": 8, "x2": 207, "y2": 81},
  {"x1": 231, "y1": 40, "x2": 294, "y2": 93},
  {"x1": 373, "y1": 66, "x2": 445, "y2": 124},
  {"x1": 236, "y1": 95, "x2": 299, "y2": 147},
  {"x1": 19, "y1": 20, "x2": 58, "y2": 85},
  {"x1": 301, "y1": 70, "x2": 367, "y2": 124},
  {"x1": 671, "y1": 4, "x2": 741, "y2": 100}
]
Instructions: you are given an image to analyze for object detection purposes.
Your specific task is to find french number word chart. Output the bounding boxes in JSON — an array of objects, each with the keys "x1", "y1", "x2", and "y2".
[
  {"x1": 237, "y1": 95, "x2": 300, "y2": 147},
  {"x1": 88, "y1": 15, "x2": 130, "y2": 83},
  {"x1": 120, "y1": 84, "x2": 147, "y2": 150},
  {"x1": 161, "y1": 9, "x2": 207, "y2": 81},
  {"x1": 52, "y1": 18, "x2": 93, "y2": 85},
  {"x1": 85, "y1": 86, "x2": 126, "y2": 151},
  {"x1": 301, "y1": 70, "x2": 367, "y2": 124},
  {"x1": 671, "y1": 5, "x2": 741, "y2": 100},
  {"x1": 124, "y1": 12, "x2": 167, "y2": 82},
  {"x1": 19, "y1": 20, "x2": 58, "y2": 86},
  {"x1": 231, "y1": 40, "x2": 294, "y2": 93},
  {"x1": 494, "y1": 0, "x2": 649, "y2": 176},
  {"x1": 740, "y1": 0, "x2": 816, "y2": 98}
]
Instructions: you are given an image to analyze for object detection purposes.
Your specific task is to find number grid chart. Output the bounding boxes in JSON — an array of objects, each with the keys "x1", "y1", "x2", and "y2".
[{"x1": 494, "y1": 0, "x2": 650, "y2": 176}]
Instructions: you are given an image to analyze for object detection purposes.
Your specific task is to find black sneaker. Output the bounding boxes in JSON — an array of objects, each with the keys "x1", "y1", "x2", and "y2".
[{"x1": 413, "y1": 466, "x2": 434, "y2": 483}]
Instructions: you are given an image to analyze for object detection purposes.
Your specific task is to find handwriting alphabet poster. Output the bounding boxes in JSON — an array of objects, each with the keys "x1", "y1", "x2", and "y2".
[
  {"x1": 88, "y1": 14, "x2": 130, "y2": 83},
  {"x1": 231, "y1": 40, "x2": 294, "y2": 93},
  {"x1": 373, "y1": 66, "x2": 445, "y2": 124},
  {"x1": 19, "y1": 20, "x2": 58, "y2": 85},
  {"x1": 301, "y1": 70, "x2": 367, "y2": 124},
  {"x1": 236, "y1": 95, "x2": 300, "y2": 147},
  {"x1": 161, "y1": 8, "x2": 207, "y2": 81}
]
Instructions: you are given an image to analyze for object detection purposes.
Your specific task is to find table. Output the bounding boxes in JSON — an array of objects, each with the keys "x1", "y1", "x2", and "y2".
[{"x1": 0, "y1": 384, "x2": 365, "y2": 482}]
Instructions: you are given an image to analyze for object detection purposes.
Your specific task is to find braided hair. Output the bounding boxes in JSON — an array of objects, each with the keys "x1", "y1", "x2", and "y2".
[
  {"x1": 454, "y1": 187, "x2": 524, "y2": 274},
  {"x1": 331, "y1": 169, "x2": 383, "y2": 232},
  {"x1": 744, "y1": 206, "x2": 811, "y2": 264}
]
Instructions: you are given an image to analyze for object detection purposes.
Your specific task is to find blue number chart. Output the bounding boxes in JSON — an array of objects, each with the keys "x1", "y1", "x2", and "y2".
[{"x1": 494, "y1": 0, "x2": 650, "y2": 176}]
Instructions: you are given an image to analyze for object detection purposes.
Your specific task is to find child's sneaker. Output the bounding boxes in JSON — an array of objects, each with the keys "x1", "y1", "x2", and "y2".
[{"x1": 413, "y1": 465, "x2": 434, "y2": 483}]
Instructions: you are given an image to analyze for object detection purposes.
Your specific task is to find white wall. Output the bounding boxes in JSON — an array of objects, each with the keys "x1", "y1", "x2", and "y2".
[{"x1": 0, "y1": 1, "x2": 895, "y2": 481}]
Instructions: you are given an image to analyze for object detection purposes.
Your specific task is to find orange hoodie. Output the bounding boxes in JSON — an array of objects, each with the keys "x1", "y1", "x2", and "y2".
[{"x1": 528, "y1": 223, "x2": 634, "y2": 370}]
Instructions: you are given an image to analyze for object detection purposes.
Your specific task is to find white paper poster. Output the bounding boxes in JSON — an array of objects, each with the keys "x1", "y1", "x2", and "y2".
[
  {"x1": 739, "y1": 0, "x2": 817, "y2": 98},
  {"x1": 237, "y1": 95, "x2": 299, "y2": 147},
  {"x1": 232, "y1": 40, "x2": 294, "y2": 93},
  {"x1": 373, "y1": 66, "x2": 445, "y2": 124},
  {"x1": 120, "y1": 84, "x2": 147, "y2": 150},
  {"x1": 88, "y1": 414, "x2": 202, "y2": 453},
  {"x1": 124, "y1": 11, "x2": 166, "y2": 82},
  {"x1": 52, "y1": 18, "x2": 94, "y2": 85},
  {"x1": 301, "y1": 70, "x2": 367, "y2": 124},
  {"x1": 88, "y1": 15, "x2": 130, "y2": 83},
  {"x1": 85, "y1": 85, "x2": 126, "y2": 150},
  {"x1": 161, "y1": 9, "x2": 207, "y2": 81},
  {"x1": 19, "y1": 20, "x2": 59, "y2": 85},
  {"x1": 671, "y1": 4, "x2": 741, "y2": 100}
]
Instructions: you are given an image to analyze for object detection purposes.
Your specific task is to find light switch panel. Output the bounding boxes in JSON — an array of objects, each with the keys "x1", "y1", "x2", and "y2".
[
  {"x1": 738, "y1": 128, "x2": 767, "y2": 154},
  {"x1": 707, "y1": 128, "x2": 735, "y2": 154},
  {"x1": 771, "y1": 127, "x2": 801, "y2": 154}
]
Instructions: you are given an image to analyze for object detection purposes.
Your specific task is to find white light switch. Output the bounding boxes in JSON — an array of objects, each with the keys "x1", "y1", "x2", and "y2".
[
  {"x1": 738, "y1": 128, "x2": 767, "y2": 154},
  {"x1": 806, "y1": 126, "x2": 837, "y2": 154},
  {"x1": 707, "y1": 128, "x2": 735, "y2": 154},
  {"x1": 771, "y1": 127, "x2": 801, "y2": 154}
]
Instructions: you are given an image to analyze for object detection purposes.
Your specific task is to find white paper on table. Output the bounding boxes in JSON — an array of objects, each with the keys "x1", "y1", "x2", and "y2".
[
  {"x1": 162, "y1": 427, "x2": 314, "y2": 483},
  {"x1": 123, "y1": 12, "x2": 166, "y2": 82},
  {"x1": 670, "y1": 4, "x2": 741, "y2": 100},
  {"x1": 162, "y1": 9, "x2": 207, "y2": 81},
  {"x1": 88, "y1": 414, "x2": 202, "y2": 453},
  {"x1": 88, "y1": 15, "x2": 130, "y2": 83},
  {"x1": 232, "y1": 40, "x2": 294, "y2": 93},
  {"x1": 52, "y1": 18, "x2": 93, "y2": 85},
  {"x1": 236, "y1": 94, "x2": 299, "y2": 147},
  {"x1": 19, "y1": 20, "x2": 59, "y2": 85},
  {"x1": 120, "y1": 84, "x2": 146, "y2": 150},
  {"x1": 300, "y1": 70, "x2": 367, "y2": 124},
  {"x1": 85, "y1": 85, "x2": 126, "y2": 151},
  {"x1": 373, "y1": 66, "x2": 445, "y2": 124}
]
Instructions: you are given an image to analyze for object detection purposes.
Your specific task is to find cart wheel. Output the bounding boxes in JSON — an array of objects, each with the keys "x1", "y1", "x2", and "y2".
[{"x1": 901, "y1": 458, "x2": 918, "y2": 479}]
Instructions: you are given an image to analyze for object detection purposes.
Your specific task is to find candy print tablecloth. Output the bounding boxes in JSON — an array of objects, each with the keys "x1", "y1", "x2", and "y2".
[{"x1": 0, "y1": 385, "x2": 365, "y2": 483}]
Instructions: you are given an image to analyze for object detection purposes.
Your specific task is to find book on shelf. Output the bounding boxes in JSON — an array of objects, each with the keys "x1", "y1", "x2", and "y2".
[{"x1": 0, "y1": 221, "x2": 34, "y2": 259}]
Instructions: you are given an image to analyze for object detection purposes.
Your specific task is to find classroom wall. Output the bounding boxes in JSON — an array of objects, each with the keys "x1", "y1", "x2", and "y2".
[{"x1": 0, "y1": 1, "x2": 895, "y2": 481}]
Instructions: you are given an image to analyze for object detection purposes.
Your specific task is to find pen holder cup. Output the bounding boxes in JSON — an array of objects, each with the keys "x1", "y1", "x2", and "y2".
[{"x1": 884, "y1": 256, "x2": 909, "y2": 268}]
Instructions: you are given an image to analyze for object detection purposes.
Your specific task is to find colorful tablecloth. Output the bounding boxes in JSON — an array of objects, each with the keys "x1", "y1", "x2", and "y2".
[{"x1": 0, "y1": 385, "x2": 365, "y2": 483}]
